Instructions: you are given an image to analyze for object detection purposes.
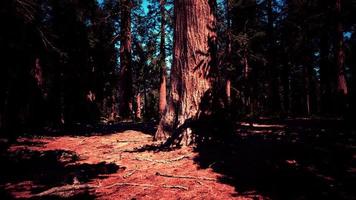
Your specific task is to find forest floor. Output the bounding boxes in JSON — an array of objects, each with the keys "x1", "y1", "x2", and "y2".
[{"x1": 0, "y1": 119, "x2": 355, "y2": 200}]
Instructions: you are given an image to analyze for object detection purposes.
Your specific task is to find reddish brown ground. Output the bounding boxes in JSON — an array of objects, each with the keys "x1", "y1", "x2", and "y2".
[
  {"x1": 1, "y1": 119, "x2": 354, "y2": 200},
  {"x1": 2, "y1": 130, "x2": 266, "y2": 200}
]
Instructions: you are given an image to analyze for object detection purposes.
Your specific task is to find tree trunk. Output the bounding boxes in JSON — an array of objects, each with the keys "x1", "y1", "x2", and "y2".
[
  {"x1": 226, "y1": 79, "x2": 231, "y2": 105},
  {"x1": 159, "y1": 0, "x2": 167, "y2": 115},
  {"x1": 243, "y1": 48, "x2": 249, "y2": 79},
  {"x1": 335, "y1": 0, "x2": 348, "y2": 96},
  {"x1": 242, "y1": 48, "x2": 252, "y2": 114},
  {"x1": 267, "y1": 0, "x2": 281, "y2": 114},
  {"x1": 136, "y1": 93, "x2": 142, "y2": 120},
  {"x1": 119, "y1": 0, "x2": 133, "y2": 119},
  {"x1": 155, "y1": 0, "x2": 217, "y2": 145},
  {"x1": 143, "y1": 84, "x2": 147, "y2": 118},
  {"x1": 335, "y1": 0, "x2": 348, "y2": 106},
  {"x1": 304, "y1": 63, "x2": 311, "y2": 116},
  {"x1": 225, "y1": 0, "x2": 232, "y2": 106},
  {"x1": 333, "y1": 0, "x2": 348, "y2": 116},
  {"x1": 281, "y1": 57, "x2": 290, "y2": 115},
  {"x1": 349, "y1": 32, "x2": 356, "y2": 120},
  {"x1": 319, "y1": 31, "x2": 332, "y2": 114}
]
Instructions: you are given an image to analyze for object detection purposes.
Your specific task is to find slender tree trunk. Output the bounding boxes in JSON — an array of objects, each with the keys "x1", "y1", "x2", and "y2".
[
  {"x1": 133, "y1": 39, "x2": 147, "y2": 119},
  {"x1": 60, "y1": 69, "x2": 65, "y2": 125},
  {"x1": 226, "y1": 79, "x2": 231, "y2": 105},
  {"x1": 335, "y1": 0, "x2": 348, "y2": 96},
  {"x1": 155, "y1": 0, "x2": 217, "y2": 145},
  {"x1": 119, "y1": 0, "x2": 133, "y2": 119},
  {"x1": 304, "y1": 63, "x2": 311, "y2": 116},
  {"x1": 243, "y1": 48, "x2": 249, "y2": 79},
  {"x1": 225, "y1": 0, "x2": 232, "y2": 105},
  {"x1": 159, "y1": 0, "x2": 167, "y2": 115},
  {"x1": 242, "y1": 48, "x2": 252, "y2": 114},
  {"x1": 143, "y1": 83, "x2": 147, "y2": 118},
  {"x1": 136, "y1": 93, "x2": 142, "y2": 120},
  {"x1": 319, "y1": 32, "x2": 332, "y2": 114},
  {"x1": 349, "y1": 32, "x2": 356, "y2": 120},
  {"x1": 267, "y1": 0, "x2": 280, "y2": 114},
  {"x1": 281, "y1": 57, "x2": 290, "y2": 115},
  {"x1": 333, "y1": 0, "x2": 348, "y2": 116},
  {"x1": 302, "y1": 41, "x2": 315, "y2": 116}
]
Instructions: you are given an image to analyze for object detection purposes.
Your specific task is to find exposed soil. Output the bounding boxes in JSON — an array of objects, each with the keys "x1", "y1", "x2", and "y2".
[
  {"x1": 0, "y1": 129, "x2": 256, "y2": 199},
  {"x1": 0, "y1": 120, "x2": 355, "y2": 200}
]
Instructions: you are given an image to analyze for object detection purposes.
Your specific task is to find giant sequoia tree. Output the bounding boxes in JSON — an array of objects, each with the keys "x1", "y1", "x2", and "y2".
[{"x1": 155, "y1": 0, "x2": 217, "y2": 145}]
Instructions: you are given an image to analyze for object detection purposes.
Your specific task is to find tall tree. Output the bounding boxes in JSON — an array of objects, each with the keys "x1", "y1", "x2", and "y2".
[
  {"x1": 267, "y1": 0, "x2": 281, "y2": 114},
  {"x1": 350, "y1": 30, "x2": 356, "y2": 119},
  {"x1": 335, "y1": 0, "x2": 348, "y2": 114},
  {"x1": 159, "y1": 0, "x2": 167, "y2": 115},
  {"x1": 119, "y1": 0, "x2": 133, "y2": 119},
  {"x1": 319, "y1": 30, "x2": 332, "y2": 114},
  {"x1": 155, "y1": 0, "x2": 217, "y2": 145},
  {"x1": 225, "y1": 0, "x2": 232, "y2": 105}
]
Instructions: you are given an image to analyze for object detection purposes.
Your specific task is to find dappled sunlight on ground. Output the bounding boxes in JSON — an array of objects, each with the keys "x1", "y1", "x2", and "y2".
[{"x1": 1, "y1": 129, "x2": 259, "y2": 199}]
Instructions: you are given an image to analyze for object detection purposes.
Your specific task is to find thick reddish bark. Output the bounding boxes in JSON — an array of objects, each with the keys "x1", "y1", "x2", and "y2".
[
  {"x1": 159, "y1": 0, "x2": 167, "y2": 115},
  {"x1": 119, "y1": 0, "x2": 133, "y2": 119},
  {"x1": 155, "y1": 0, "x2": 217, "y2": 145}
]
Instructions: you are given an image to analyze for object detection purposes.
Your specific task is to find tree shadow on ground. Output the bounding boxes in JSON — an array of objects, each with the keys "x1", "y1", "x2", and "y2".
[
  {"x1": 4, "y1": 122, "x2": 156, "y2": 139},
  {"x1": 107, "y1": 89, "x2": 356, "y2": 199},
  {"x1": 0, "y1": 149, "x2": 123, "y2": 199},
  {"x1": 192, "y1": 109, "x2": 356, "y2": 199}
]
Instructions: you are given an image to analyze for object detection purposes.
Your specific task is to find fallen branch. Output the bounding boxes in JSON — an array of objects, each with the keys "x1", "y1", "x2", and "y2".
[
  {"x1": 104, "y1": 182, "x2": 155, "y2": 188},
  {"x1": 117, "y1": 140, "x2": 149, "y2": 143},
  {"x1": 101, "y1": 182, "x2": 190, "y2": 191},
  {"x1": 33, "y1": 184, "x2": 96, "y2": 197},
  {"x1": 162, "y1": 184, "x2": 188, "y2": 190},
  {"x1": 156, "y1": 172, "x2": 216, "y2": 181},
  {"x1": 123, "y1": 169, "x2": 137, "y2": 179},
  {"x1": 134, "y1": 154, "x2": 191, "y2": 164}
]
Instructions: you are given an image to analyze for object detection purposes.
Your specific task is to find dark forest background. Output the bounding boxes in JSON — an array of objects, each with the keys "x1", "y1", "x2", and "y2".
[{"x1": 1, "y1": 0, "x2": 355, "y2": 137}]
